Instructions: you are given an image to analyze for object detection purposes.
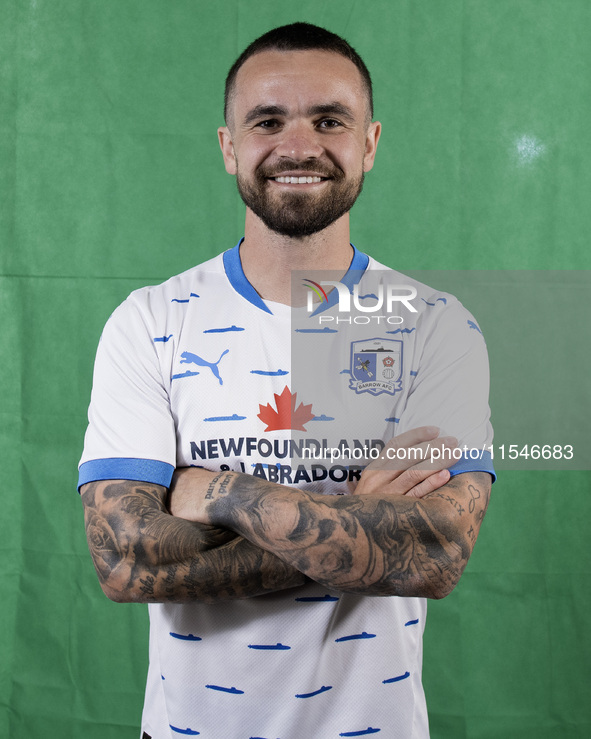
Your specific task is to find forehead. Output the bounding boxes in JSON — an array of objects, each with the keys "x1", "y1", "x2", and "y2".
[{"x1": 230, "y1": 49, "x2": 368, "y2": 120}]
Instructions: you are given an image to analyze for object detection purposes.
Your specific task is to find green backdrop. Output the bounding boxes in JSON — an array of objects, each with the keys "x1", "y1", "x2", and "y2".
[{"x1": 1, "y1": 1, "x2": 590, "y2": 737}]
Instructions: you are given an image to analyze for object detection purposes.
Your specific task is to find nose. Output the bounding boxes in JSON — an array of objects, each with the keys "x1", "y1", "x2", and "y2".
[{"x1": 274, "y1": 121, "x2": 323, "y2": 160}]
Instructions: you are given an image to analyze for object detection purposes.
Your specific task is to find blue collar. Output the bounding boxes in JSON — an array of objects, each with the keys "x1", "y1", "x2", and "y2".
[{"x1": 222, "y1": 239, "x2": 370, "y2": 315}]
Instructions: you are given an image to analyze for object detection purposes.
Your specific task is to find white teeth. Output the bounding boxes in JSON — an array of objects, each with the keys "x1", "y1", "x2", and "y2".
[{"x1": 274, "y1": 176, "x2": 323, "y2": 184}]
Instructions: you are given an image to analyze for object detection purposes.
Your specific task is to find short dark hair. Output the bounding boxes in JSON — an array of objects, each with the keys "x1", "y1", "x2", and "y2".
[{"x1": 224, "y1": 22, "x2": 373, "y2": 124}]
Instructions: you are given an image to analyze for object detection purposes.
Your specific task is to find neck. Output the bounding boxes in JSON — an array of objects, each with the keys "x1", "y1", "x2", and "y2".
[{"x1": 239, "y1": 209, "x2": 355, "y2": 305}]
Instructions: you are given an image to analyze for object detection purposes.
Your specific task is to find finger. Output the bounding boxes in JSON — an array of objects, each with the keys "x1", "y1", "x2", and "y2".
[
  {"x1": 353, "y1": 468, "x2": 399, "y2": 495},
  {"x1": 398, "y1": 468, "x2": 451, "y2": 498},
  {"x1": 405, "y1": 437, "x2": 458, "y2": 471},
  {"x1": 383, "y1": 465, "x2": 450, "y2": 495},
  {"x1": 355, "y1": 463, "x2": 452, "y2": 497}
]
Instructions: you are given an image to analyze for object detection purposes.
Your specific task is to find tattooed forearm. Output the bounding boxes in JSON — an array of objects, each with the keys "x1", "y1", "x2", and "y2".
[
  {"x1": 202, "y1": 471, "x2": 492, "y2": 599},
  {"x1": 430, "y1": 492, "x2": 465, "y2": 516},
  {"x1": 80, "y1": 480, "x2": 306, "y2": 604},
  {"x1": 205, "y1": 471, "x2": 234, "y2": 500}
]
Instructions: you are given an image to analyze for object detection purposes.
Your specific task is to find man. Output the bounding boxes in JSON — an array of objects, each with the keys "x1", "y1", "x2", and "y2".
[{"x1": 79, "y1": 23, "x2": 494, "y2": 738}]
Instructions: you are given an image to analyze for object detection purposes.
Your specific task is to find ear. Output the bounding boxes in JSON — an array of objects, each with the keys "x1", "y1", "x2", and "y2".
[
  {"x1": 218, "y1": 127, "x2": 237, "y2": 175},
  {"x1": 363, "y1": 120, "x2": 382, "y2": 173}
]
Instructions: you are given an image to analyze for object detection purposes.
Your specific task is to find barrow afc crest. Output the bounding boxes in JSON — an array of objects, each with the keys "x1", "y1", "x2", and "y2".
[{"x1": 349, "y1": 338, "x2": 403, "y2": 396}]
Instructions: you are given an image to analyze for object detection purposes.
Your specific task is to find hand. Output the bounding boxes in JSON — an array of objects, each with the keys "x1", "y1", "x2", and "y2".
[{"x1": 354, "y1": 426, "x2": 457, "y2": 498}]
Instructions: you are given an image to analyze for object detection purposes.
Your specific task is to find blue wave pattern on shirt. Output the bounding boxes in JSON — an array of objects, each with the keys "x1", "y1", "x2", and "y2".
[
  {"x1": 339, "y1": 728, "x2": 381, "y2": 736},
  {"x1": 248, "y1": 643, "x2": 291, "y2": 650},
  {"x1": 205, "y1": 684, "x2": 244, "y2": 694},
  {"x1": 386, "y1": 328, "x2": 415, "y2": 335},
  {"x1": 422, "y1": 297, "x2": 447, "y2": 306},
  {"x1": 295, "y1": 327, "x2": 338, "y2": 333},
  {"x1": 171, "y1": 292, "x2": 200, "y2": 303},
  {"x1": 153, "y1": 334, "x2": 173, "y2": 343},
  {"x1": 335, "y1": 631, "x2": 376, "y2": 643},
  {"x1": 382, "y1": 671, "x2": 410, "y2": 684},
  {"x1": 169, "y1": 726, "x2": 200, "y2": 735},
  {"x1": 295, "y1": 594, "x2": 339, "y2": 602},
  {"x1": 405, "y1": 619, "x2": 419, "y2": 626},
  {"x1": 169, "y1": 632, "x2": 202, "y2": 641},
  {"x1": 310, "y1": 414, "x2": 334, "y2": 422},
  {"x1": 203, "y1": 325, "x2": 245, "y2": 333},
  {"x1": 204, "y1": 414, "x2": 246, "y2": 422},
  {"x1": 295, "y1": 685, "x2": 332, "y2": 698},
  {"x1": 250, "y1": 369, "x2": 289, "y2": 376},
  {"x1": 171, "y1": 370, "x2": 199, "y2": 381}
]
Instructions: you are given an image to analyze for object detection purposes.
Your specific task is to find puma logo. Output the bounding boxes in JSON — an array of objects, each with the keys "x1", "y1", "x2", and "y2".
[{"x1": 180, "y1": 349, "x2": 229, "y2": 385}]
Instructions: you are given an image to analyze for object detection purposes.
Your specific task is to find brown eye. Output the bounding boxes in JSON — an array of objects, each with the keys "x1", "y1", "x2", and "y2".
[
  {"x1": 318, "y1": 118, "x2": 342, "y2": 129},
  {"x1": 257, "y1": 119, "x2": 280, "y2": 129}
]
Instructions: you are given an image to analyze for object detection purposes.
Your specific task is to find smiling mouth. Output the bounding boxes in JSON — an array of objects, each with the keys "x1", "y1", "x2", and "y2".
[{"x1": 271, "y1": 175, "x2": 327, "y2": 184}]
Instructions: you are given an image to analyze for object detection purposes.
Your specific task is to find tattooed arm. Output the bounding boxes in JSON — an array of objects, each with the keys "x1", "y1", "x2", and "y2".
[
  {"x1": 79, "y1": 479, "x2": 306, "y2": 603},
  {"x1": 80, "y1": 431, "x2": 455, "y2": 602},
  {"x1": 171, "y1": 466, "x2": 491, "y2": 600}
]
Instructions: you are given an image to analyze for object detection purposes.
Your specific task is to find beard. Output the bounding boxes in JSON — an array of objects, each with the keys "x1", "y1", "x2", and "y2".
[{"x1": 236, "y1": 160, "x2": 365, "y2": 238}]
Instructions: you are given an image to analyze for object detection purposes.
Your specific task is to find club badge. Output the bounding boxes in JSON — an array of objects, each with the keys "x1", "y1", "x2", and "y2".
[{"x1": 349, "y1": 338, "x2": 403, "y2": 396}]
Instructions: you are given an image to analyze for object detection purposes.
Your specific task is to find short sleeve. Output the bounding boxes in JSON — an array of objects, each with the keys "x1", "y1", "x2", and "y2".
[
  {"x1": 78, "y1": 294, "x2": 176, "y2": 490},
  {"x1": 398, "y1": 298, "x2": 495, "y2": 479}
]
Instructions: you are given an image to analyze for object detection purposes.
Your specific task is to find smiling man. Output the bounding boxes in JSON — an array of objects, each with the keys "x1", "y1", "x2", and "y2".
[
  {"x1": 223, "y1": 47, "x2": 376, "y2": 239},
  {"x1": 79, "y1": 23, "x2": 494, "y2": 739}
]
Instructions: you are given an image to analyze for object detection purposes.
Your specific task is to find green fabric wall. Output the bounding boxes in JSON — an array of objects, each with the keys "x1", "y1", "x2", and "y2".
[{"x1": 1, "y1": 1, "x2": 589, "y2": 736}]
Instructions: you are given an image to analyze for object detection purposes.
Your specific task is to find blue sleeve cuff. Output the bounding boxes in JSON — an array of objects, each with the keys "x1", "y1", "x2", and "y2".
[
  {"x1": 78, "y1": 458, "x2": 175, "y2": 491},
  {"x1": 449, "y1": 450, "x2": 496, "y2": 482}
]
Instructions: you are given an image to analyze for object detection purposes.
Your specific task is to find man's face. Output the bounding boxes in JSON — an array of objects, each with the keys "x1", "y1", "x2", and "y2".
[{"x1": 219, "y1": 49, "x2": 381, "y2": 238}]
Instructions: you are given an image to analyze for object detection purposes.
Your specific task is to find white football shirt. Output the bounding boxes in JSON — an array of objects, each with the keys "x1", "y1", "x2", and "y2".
[{"x1": 80, "y1": 243, "x2": 494, "y2": 739}]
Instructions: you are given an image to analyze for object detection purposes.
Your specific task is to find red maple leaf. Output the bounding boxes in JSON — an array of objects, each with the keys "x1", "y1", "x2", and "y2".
[{"x1": 257, "y1": 386, "x2": 315, "y2": 432}]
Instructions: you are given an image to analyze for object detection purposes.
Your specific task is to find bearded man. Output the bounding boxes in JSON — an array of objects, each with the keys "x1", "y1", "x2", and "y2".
[{"x1": 79, "y1": 22, "x2": 494, "y2": 739}]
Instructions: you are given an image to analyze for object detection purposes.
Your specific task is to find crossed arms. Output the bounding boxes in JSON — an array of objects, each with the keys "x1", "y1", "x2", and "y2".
[
  {"x1": 81, "y1": 478, "x2": 306, "y2": 603},
  {"x1": 80, "y1": 427, "x2": 491, "y2": 603}
]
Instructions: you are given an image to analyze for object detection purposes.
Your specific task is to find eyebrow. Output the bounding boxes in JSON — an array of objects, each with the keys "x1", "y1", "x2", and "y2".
[
  {"x1": 242, "y1": 101, "x2": 357, "y2": 126},
  {"x1": 243, "y1": 105, "x2": 288, "y2": 125},
  {"x1": 307, "y1": 103, "x2": 356, "y2": 122}
]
